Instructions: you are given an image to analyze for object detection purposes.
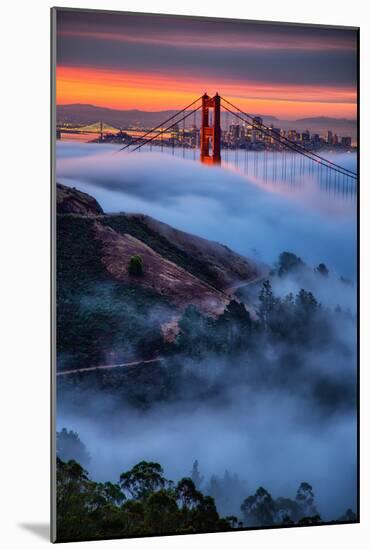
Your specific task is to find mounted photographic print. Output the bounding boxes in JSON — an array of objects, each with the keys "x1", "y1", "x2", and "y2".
[{"x1": 51, "y1": 8, "x2": 359, "y2": 543}]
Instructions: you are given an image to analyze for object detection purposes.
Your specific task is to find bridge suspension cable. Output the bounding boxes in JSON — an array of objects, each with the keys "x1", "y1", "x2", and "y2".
[
  {"x1": 117, "y1": 96, "x2": 203, "y2": 153},
  {"x1": 115, "y1": 93, "x2": 356, "y2": 183},
  {"x1": 220, "y1": 96, "x2": 357, "y2": 180},
  {"x1": 129, "y1": 104, "x2": 202, "y2": 153},
  {"x1": 221, "y1": 104, "x2": 356, "y2": 181}
]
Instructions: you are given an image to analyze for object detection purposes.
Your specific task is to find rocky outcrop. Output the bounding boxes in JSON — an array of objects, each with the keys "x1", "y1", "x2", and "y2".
[{"x1": 56, "y1": 183, "x2": 104, "y2": 216}]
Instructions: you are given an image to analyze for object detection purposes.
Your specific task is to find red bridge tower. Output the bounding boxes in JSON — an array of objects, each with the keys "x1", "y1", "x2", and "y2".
[{"x1": 200, "y1": 93, "x2": 221, "y2": 165}]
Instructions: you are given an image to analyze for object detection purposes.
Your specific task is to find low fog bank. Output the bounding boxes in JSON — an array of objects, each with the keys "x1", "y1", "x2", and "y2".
[
  {"x1": 268, "y1": 252, "x2": 356, "y2": 312},
  {"x1": 57, "y1": 267, "x2": 357, "y2": 521},
  {"x1": 57, "y1": 382, "x2": 356, "y2": 521},
  {"x1": 56, "y1": 142, "x2": 357, "y2": 279}
]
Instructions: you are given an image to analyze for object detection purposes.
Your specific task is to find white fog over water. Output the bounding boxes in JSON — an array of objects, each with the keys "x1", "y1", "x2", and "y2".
[{"x1": 56, "y1": 142, "x2": 357, "y2": 279}]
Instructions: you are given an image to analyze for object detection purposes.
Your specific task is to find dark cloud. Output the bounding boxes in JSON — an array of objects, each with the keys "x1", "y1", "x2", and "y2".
[
  {"x1": 56, "y1": 9, "x2": 357, "y2": 89},
  {"x1": 57, "y1": 36, "x2": 356, "y2": 88},
  {"x1": 56, "y1": 9, "x2": 356, "y2": 47}
]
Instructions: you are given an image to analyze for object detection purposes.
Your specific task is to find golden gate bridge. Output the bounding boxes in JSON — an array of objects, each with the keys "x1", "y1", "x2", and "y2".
[{"x1": 57, "y1": 94, "x2": 357, "y2": 186}]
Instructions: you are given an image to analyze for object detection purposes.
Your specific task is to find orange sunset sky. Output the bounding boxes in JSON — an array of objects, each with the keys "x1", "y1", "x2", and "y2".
[{"x1": 56, "y1": 10, "x2": 358, "y2": 120}]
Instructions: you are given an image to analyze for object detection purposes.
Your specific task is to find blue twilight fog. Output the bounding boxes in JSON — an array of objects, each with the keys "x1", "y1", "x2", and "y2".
[
  {"x1": 56, "y1": 142, "x2": 357, "y2": 280},
  {"x1": 56, "y1": 141, "x2": 357, "y2": 522}
]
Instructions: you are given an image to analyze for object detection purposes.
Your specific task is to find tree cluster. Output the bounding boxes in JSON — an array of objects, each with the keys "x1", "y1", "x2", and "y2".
[
  {"x1": 241, "y1": 482, "x2": 321, "y2": 527},
  {"x1": 171, "y1": 300, "x2": 254, "y2": 359},
  {"x1": 258, "y1": 280, "x2": 327, "y2": 344},
  {"x1": 57, "y1": 457, "x2": 356, "y2": 541},
  {"x1": 169, "y1": 278, "x2": 338, "y2": 361},
  {"x1": 56, "y1": 459, "x2": 234, "y2": 542}
]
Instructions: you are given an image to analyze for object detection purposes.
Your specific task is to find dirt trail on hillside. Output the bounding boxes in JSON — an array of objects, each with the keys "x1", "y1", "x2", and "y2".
[{"x1": 57, "y1": 357, "x2": 162, "y2": 376}]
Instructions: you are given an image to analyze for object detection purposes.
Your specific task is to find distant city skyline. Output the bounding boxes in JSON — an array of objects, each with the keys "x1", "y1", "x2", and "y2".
[{"x1": 56, "y1": 10, "x2": 358, "y2": 120}]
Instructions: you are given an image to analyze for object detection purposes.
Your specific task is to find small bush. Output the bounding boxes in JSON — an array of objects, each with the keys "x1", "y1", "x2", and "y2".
[{"x1": 128, "y1": 255, "x2": 144, "y2": 276}]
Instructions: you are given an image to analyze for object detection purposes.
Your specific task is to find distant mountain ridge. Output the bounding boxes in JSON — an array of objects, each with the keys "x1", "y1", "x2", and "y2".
[
  {"x1": 56, "y1": 103, "x2": 280, "y2": 127},
  {"x1": 57, "y1": 103, "x2": 355, "y2": 126},
  {"x1": 295, "y1": 116, "x2": 356, "y2": 124},
  {"x1": 57, "y1": 104, "x2": 200, "y2": 127}
]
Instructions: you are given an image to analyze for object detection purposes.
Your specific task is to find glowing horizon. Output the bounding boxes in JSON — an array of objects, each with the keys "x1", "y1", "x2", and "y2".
[{"x1": 56, "y1": 66, "x2": 356, "y2": 120}]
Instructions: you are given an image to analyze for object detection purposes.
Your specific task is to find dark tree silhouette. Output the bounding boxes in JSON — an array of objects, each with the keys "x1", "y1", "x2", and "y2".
[
  {"x1": 56, "y1": 428, "x2": 90, "y2": 466},
  {"x1": 176, "y1": 477, "x2": 203, "y2": 509},
  {"x1": 258, "y1": 280, "x2": 276, "y2": 327},
  {"x1": 276, "y1": 251, "x2": 305, "y2": 276},
  {"x1": 241, "y1": 487, "x2": 275, "y2": 527},
  {"x1": 56, "y1": 458, "x2": 235, "y2": 541},
  {"x1": 315, "y1": 263, "x2": 329, "y2": 277},
  {"x1": 191, "y1": 460, "x2": 204, "y2": 489},
  {"x1": 119, "y1": 461, "x2": 167, "y2": 500},
  {"x1": 296, "y1": 482, "x2": 318, "y2": 518}
]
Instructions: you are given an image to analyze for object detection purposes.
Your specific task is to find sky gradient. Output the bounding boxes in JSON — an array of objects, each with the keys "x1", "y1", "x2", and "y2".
[{"x1": 56, "y1": 10, "x2": 358, "y2": 119}]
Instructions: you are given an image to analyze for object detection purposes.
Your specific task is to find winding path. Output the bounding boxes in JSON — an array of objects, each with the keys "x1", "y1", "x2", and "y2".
[
  {"x1": 225, "y1": 274, "x2": 266, "y2": 295},
  {"x1": 57, "y1": 357, "x2": 162, "y2": 377},
  {"x1": 57, "y1": 275, "x2": 267, "y2": 378}
]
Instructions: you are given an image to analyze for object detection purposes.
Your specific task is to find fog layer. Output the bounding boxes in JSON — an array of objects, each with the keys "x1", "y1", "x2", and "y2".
[
  {"x1": 56, "y1": 142, "x2": 357, "y2": 523},
  {"x1": 56, "y1": 142, "x2": 357, "y2": 278}
]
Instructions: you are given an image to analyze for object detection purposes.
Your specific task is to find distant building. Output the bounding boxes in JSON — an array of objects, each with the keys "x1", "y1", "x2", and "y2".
[
  {"x1": 190, "y1": 125, "x2": 199, "y2": 147},
  {"x1": 327, "y1": 130, "x2": 333, "y2": 145},
  {"x1": 301, "y1": 130, "x2": 310, "y2": 142},
  {"x1": 270, "y1": 127, "x2": 280, "y2": 142},
  {"x1": 341, "y1": 136, "x2": 352, "y2": 147},
  {"x1": 230, "y1": 124, "x2": 241, "y2": 140},
  {"x1": 171, "y1": 123, "x2": 179, "y2": 143}
]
